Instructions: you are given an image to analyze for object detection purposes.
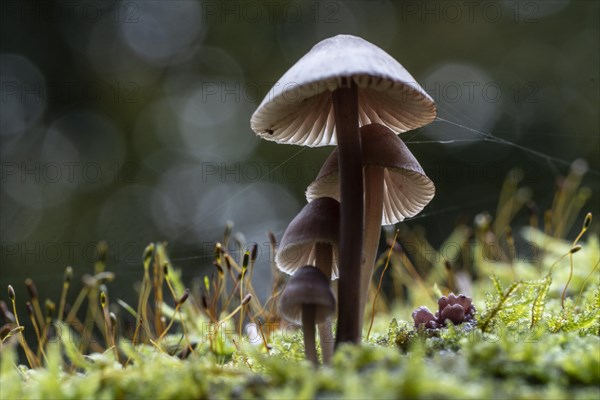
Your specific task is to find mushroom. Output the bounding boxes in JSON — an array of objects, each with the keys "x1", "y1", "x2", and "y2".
[
  {"x1": 276, "y1": 197, "x2": 340, "y2": 279},
  {"x1": 251, "y1": 34, "x2": 435, "y2": 344},
  {"x1": 276, "y1": 197, "x2": 339, "y2": 363},
  {"x1": 306, "y1": 123, "x2": 435, "y2": 332},
  {"x1": 279, "y1": 266, "x2": 336, "y2": 366}
]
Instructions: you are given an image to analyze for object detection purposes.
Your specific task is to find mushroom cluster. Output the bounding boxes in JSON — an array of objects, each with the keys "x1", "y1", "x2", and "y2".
[
  {"x1": 250, "y1": 34, "x2": 436, "y2": 359},
  {"x1": 276, "y1": 197, "x2": 339, "y2": 364},
  {"x1": 412, "y1": 293, "x2": 477, "y2": 330},
  {"x1": 307, "y1": 123, "x2": 435, "y2": 333}
]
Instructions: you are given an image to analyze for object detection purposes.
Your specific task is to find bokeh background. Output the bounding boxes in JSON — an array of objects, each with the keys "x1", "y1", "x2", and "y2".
[{"x1": 1, "y1": 0, "x2": 598, "y2": 308}]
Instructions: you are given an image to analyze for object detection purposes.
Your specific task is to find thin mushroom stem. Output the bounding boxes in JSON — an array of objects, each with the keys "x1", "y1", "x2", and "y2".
[
  {"x1": 315, "y1": 242, "x2": 333, "y2": 278},
  {"x1": 332, "y1": 81, "x2": 363, "y2": 345},
  {"x1": 302, "y1": 304, "x2": 318, "y2": 366},
  {"x1": 315, "y1": 242, "x2": 334, "y2": 364},
  {"x1": 318, "y1": 319, "x2": 334, "y2": 364},
  {"x1": 358, "y1": 166, "x2": 385, "y2": 334}
]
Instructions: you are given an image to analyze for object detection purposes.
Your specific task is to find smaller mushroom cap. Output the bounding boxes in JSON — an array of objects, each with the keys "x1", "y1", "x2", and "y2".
[
  {"x1": 276, "y1": 197, "x2": 340, "y2": 278},
  {"x1": 306, "y1": 123, "x2": 434, "y2": 225},
  {"x1": 279, "y1": 266, "x2": 336, "y2": 325}
]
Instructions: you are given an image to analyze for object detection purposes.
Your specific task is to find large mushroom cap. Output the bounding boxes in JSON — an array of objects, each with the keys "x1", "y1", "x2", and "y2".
[
  {"x1": 279, "y1": 266, "x2": 336, "y2": 325},
  {"x1": 306, "y1": 123, "x2": 435, "y2": 225},
  {"x1": 276, "y1": 197, "x2": 340, "y2": 278},
  {"x1": 250, "y1": 34, "x2": 435, "y2": 147}
]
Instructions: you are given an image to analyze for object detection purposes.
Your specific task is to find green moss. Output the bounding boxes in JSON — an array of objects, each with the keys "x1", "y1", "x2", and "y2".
[
  {"x1": 1, "y1": 200, "x2": 598, "y2": 398},
  {"x1": 2, "y1": 312, "x2": 598, "y2": 399}
]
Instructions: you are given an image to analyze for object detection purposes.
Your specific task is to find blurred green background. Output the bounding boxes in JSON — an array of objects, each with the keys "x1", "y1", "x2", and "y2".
[{"x1": 1, "y1": 0, "x2": 598, "y2": 308}]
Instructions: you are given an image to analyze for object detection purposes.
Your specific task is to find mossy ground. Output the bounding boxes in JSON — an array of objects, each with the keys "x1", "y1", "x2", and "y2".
[
  {"x1": 1, "y1": 305, "x2": 598, "y2": 399},
  {"x1": 1, "y1": 169, "x2": 599, "y2": 399}
]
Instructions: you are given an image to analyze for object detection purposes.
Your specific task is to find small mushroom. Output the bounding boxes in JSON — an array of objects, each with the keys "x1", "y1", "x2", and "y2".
[
  {"x1": 280, "y1": 266, "x2": 336, "y2": 366},
  {"x1": 307, "y1": 123, "x2": 434, "y2": 332},
  {"x1": 276, "y1": 197, "x2": 339, "y2": 363},
  {"x1": 252, "y1": 34, "x2": 435, "y2": 344},
  {"x1": 276, "y1": 197, "x2": 340, "y2": 279}
]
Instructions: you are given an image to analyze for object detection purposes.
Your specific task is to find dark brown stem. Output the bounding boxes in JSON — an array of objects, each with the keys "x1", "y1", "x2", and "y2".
[
  {"x1": 302, "y1": 304, "x2": 318, "y2": 366},
  {"x1": 358, "y1": 166, "x2": 385, "y2": 333},
  {"x1": 333, "y1": 81, "x2": 363, "y2": 345}
]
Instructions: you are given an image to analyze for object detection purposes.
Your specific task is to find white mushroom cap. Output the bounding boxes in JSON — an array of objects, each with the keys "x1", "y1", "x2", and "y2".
[
  {"x1": 250, "y1": 34, "x2": 435, "y2": 147},
  {"x1": 279, "y1": 266, "x2": 336, "y2": 325},
  {"x1": 276, "y1": 197, "x2": 340, "y2": 279},
  {"x1": 306, "y1": 123, "x2": 435, "y2": 225}
]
